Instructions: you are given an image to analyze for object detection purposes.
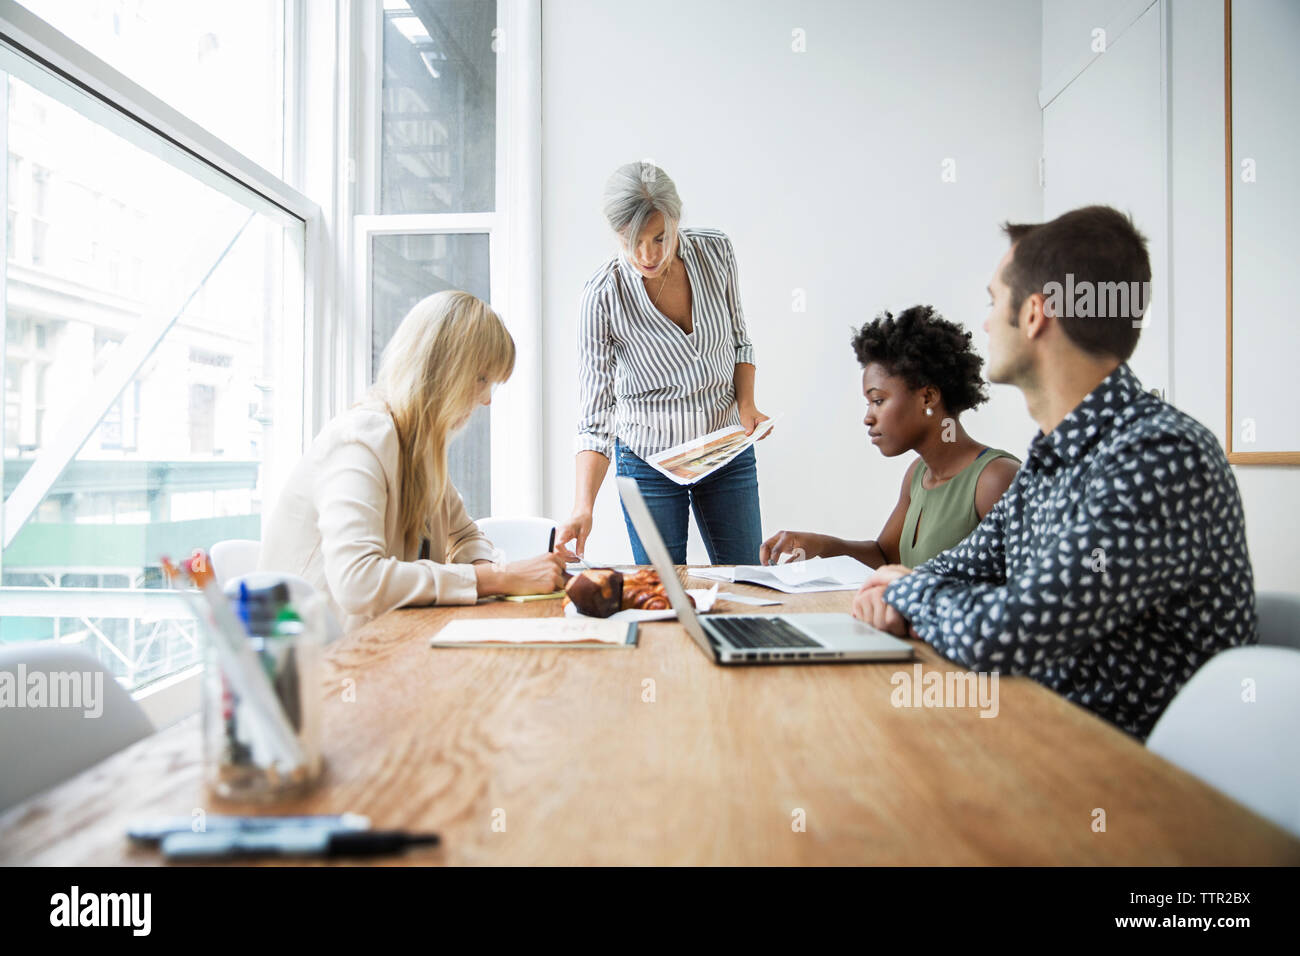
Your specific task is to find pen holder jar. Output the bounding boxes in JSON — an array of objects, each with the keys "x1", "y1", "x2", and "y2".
[{"x1": 200, "y1": 575, "x2": 325, "y2": 802}]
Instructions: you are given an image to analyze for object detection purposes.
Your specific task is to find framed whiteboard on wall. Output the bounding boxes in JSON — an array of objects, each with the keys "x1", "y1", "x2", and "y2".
[{"x1": 1225, "y1": 0, "x2": 1300, "y2": 464}]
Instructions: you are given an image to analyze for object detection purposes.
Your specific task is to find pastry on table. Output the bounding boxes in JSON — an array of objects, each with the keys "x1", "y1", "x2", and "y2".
[
  {"x1": 562, "y1": 567, "x2": 695, "y2": 617},
  {"x1": 563, "y1": 568, "x2": 623, "y2": 617}
]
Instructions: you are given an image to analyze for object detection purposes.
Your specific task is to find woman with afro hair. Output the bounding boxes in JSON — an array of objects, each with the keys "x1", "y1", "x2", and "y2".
[{"x1": 761, "y1": 305, "x2": 1019, "y2": 568}]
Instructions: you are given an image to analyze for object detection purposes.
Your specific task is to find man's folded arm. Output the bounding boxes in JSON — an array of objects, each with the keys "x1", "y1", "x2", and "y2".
[{"x1": 884, "y1": 443, "x2": 1196, "y2": 673}]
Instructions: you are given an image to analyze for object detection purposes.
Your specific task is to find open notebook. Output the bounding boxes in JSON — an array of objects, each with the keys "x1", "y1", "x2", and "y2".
[
  {"x1": 429, "y1": 618, "x2": 638, "y2": 649},
  {"x1": 689, "y1": 555, "x2": 871, "y2": 594}
]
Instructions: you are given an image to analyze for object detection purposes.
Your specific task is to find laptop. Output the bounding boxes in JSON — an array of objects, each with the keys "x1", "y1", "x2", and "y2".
[{"x1": 616, "y1": 477, "x2": 915, "y2": 665}]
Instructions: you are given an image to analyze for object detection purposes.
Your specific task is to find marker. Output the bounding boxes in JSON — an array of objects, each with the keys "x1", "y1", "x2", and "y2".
[
  {"x1": 127, "y1": 813, "x2": 370, "y2": 846},
  {"x1": 160, "y1": 828, "x2": 439, "y2": 861},
  {"x1": 162, "y1": 554, "x2": 306, "y2": 772}
]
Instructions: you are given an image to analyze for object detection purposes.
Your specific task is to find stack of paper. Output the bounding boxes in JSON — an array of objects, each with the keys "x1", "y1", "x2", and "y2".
[
  {"x1": 430, "y1": 618, "x2": 637, "y2": 649},
  {"x1": 689, "y1": 555, "x2": 871, "y2": 594}
]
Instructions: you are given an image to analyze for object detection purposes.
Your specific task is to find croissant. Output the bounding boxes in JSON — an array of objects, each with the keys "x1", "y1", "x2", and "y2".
[{"x1": 620, "y1": 569, "x2": 693, "y2": 611}]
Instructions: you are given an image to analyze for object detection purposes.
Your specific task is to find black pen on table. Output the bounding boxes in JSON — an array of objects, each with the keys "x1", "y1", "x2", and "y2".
[{"x1": 161, "y1": 827, "x2": 440, "y2": 861}]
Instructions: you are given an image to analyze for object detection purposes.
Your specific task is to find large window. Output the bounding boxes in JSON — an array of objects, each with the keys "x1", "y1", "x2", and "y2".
[
  {"x1": 361, "y1": 0, "x2": 500, "y2": 519},
  {"x1": 0, "y1": 0, "x2": 539, "y2": 705},
  {"x1": 16, "y1": 0, "x2": 285, "y2": 175},
  {"x1": 0, "y1": 3, "x2": 306, "y2": 695},
  {"x1": 380, "y1": 0, "x2": 495, "y2": 214},
  {"x1": 371, "y1": 229, "x2": 492, "y2": 517}
]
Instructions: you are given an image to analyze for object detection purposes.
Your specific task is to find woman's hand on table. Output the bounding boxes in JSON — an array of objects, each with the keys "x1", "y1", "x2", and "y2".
[
  {"x1": 506, "y1": 552, "x2": 567, "y2": 594},
  {"x1": 476, "y1": 552, "x2": 566, "y2": 596},
  {"x1": 760, "y1": 529, "x2": 837, "y2": 566}
]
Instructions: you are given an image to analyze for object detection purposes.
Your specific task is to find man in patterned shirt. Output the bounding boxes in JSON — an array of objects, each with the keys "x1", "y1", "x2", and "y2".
[{"x1": 852, "y1": 205, "x2": 1256, "y2": 740}]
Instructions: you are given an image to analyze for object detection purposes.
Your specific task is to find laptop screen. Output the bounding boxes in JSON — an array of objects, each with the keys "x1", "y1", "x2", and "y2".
[{"x1": 615, "y1": 477, "x2": 717, "y2": 662}]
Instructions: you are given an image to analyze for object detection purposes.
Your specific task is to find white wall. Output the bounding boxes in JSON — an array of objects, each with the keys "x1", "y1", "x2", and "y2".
[
  {"x1": 1166, "y1": 0, "x2": 1300, "y2": 593},
  {"x1": 1040, "y1": 1, "x2": 1170, "y2": 394},
  {"x1": 540, "y1": 0, "x2": 1044, "y2": 564},
  {"x1": 1037, "y1": 0, "x2": 1299, "y2": 595},
  {"x1": 1041, "y1": 0, "x2": 1134, "y2": 87}
]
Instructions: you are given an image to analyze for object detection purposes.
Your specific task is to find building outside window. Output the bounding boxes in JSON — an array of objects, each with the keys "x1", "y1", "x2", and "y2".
[{"x1": 0, "y1": 0, "x2": 303, "y2": 694}]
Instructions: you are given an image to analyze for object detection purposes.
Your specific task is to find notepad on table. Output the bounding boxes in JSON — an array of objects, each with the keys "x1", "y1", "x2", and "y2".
[
  {"x1": 429, "y1": 618, "x2": 638, "y2": 649},
  {"x1": 690, "y1": 555, "x2": 871, "y2": 594}
]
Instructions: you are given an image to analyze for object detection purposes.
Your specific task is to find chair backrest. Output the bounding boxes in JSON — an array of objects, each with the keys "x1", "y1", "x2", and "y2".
[
  {"x1": 1256, "y1": 591, "x2": 1300, "y2": 650},
  {"x1": 1147, "y1": 645, "x2": 1300, "y2": 837},
  {"x1": 210, "y1": 538, "x2": 262, "y2": 589},
  {"x1": 474, "y1": 516, "x2": 556, "y2": 565},
  {"x1": 0, "y1": 643, "x2": 155, "y2": 812}
]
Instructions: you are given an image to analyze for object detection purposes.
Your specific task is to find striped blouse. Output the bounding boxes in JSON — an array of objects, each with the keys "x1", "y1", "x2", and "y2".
[{"x1": 574, "y1": 227, "x2": 756, "y2": 461}]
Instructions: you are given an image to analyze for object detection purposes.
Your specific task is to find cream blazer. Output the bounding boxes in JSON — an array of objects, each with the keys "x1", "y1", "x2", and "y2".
[{"x1": 258, "y1": 401, "x2": 496, "y2": 632}]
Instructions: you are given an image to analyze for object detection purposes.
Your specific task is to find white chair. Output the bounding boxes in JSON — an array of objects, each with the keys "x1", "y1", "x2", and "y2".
[
  {"x1": 0, "y1": 643, "x2": 155, "y2": 812},
  {"x1": 1256, "y1": 591, "x2": 1300, "y2": 650},
  {"x1": 1146, "y1": 646, "x2": 1300, "y2": 837},
  {"x1": 210, "y1": 538, "x2": 262, "y2": 588},
  {"x1": 474, "y1": 516, "x2": 557, "y2": 564}
]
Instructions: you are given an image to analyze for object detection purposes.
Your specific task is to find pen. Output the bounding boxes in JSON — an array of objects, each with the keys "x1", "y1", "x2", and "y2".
[
  {"x1": 162, "y1": 554, "x2": 307, "y2": 772},
  {"x1": 160, "y1": 828, "x2": 439, "y2": 861},
  {"x1": 127, "y1": 813, "x2": 370, "y2": 846}
]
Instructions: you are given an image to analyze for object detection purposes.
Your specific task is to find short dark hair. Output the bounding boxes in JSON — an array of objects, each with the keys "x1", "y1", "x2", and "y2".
[
  {"x1": 1000, "y1": 205, "x2": 1152, "y2": 361},
  {"x1": 851, "y1": 305, "x2": 988, "y2": 415}
]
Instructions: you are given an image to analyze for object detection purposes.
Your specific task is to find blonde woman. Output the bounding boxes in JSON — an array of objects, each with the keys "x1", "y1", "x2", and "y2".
[{"x1": 259, "y1": 290, "x2": 565, "y2": 632}]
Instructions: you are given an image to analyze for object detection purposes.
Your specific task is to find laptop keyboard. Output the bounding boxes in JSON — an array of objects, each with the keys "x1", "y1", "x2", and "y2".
[{"x1": 707, "y1": 616, "x2": 823, "y2": 650}]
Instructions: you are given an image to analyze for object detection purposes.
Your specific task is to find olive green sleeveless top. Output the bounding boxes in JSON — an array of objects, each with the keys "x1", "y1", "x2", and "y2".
[{"x1": 899, "y1": 447, "x2": 1020, "y2": 567}]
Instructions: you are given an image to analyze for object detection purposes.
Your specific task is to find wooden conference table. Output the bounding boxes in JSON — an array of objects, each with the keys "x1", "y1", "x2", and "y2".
[{"x1": 3, "y1": 571, "x2": 1298, "y2": 866}]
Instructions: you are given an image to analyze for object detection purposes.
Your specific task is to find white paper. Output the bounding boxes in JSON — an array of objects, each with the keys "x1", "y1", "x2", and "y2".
[
  {"x1": 430, "y1": 618, "x2": 632, "y2": 646},
  {"x1": 645, "y1": 417, "x2": 778, "y2": 486},
  {"x1": 564, "y1": 584, "x2": 718, "y2": 622},
  {"x1": 716, "y1": 591, "x2": 782, "y2": 606},
  {"x1": 689, "y1": 556, "x2": 871, "y2": 594},
  {"x1": 564, "y1": 558, "x2": 626, "y2": 575}
]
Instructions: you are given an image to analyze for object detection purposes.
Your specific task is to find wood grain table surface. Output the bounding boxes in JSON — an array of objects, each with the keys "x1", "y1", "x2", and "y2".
[{"x1": 3, "y1": 569, "x2": 1298, "y2": 866}]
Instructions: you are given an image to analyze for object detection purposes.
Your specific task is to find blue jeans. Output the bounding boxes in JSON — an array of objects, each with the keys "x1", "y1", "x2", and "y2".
[{"x1": 615, "y1": 440, "x2": 762, "y2": 565}]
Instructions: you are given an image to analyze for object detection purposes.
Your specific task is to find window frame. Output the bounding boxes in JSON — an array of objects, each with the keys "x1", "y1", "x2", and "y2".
[
  {"x1": 0, "y1": 0, "x2": 324, "y2": 718},
  {"x1": 353, "y1": 0, "x2": 542, "y2": 519},
  {"x1": 0, "y1": 0, "x2": 543, "y2": 719}
]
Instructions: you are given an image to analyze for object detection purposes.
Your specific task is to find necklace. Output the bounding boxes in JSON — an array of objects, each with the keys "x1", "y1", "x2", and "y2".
[{"x1": 651, "y1": 259, "x2": 673, "y2": 307}]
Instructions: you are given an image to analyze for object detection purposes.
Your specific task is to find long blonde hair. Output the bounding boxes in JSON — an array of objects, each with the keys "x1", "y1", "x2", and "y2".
[{"x1": 371, "y1": 290, "x2": 515, "y2": 544}]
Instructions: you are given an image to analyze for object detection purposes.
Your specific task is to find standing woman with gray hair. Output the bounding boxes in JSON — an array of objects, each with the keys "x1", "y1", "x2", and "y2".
[{"x1": 554, "y1": 162, "x2": 771, "y2": 565}]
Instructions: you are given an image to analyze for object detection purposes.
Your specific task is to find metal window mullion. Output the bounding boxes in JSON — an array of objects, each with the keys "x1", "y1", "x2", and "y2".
[
  {"x1": 0, "y1": 0, "x2": 315, "y2": 224},
  {"x1": 355, "y1": 212, "x2": 496, "y2": 235},
  {"x1": 0, "y1": 586, "x2": 191, "y2": 618},
  {"x1": 0, "y1": 68, "x2": 8, "y2": 577}
]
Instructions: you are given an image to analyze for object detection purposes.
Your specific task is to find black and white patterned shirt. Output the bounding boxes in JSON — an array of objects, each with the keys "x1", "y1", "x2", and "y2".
[
  {"x1": 575, "y1": 227, "x2": 755, "y2": 461},
  {"x1": 884, "y1": 363, "x2": 1257, "y2": 741}
]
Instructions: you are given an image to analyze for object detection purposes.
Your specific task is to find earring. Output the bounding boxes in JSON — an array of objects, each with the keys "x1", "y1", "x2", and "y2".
[{"x1": 925, "y1": 408, "x2": 934, "y2": 417}]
